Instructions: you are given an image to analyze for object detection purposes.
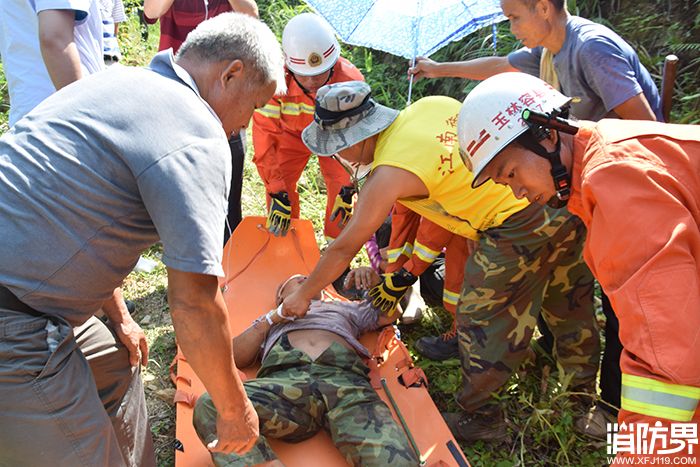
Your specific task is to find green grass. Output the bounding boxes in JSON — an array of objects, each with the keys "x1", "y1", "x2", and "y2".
[
  {"x1": 1, "y1": 1, "x2": 699, "y2": 465},
  {"x1": 0, "y1": 61, "x2": 8, "y2": 132}
]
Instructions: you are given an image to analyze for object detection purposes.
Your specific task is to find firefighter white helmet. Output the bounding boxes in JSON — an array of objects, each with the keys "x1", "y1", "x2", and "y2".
[
  {"x1": 457, "y1": 72, "x2": 570, "y2": 187},
  {"x1": 282, "y1": 13, "x2": 340, "y2": 76}
]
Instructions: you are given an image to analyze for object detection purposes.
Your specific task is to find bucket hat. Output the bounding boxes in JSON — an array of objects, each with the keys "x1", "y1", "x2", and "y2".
[{"x1": 302, "y1": 81, "x2": 399, "y2": 156}]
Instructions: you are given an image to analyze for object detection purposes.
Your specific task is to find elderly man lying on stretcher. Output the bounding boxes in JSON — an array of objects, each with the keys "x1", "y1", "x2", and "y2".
[{"x1": 192, "y1": 270, "x2": 419, "y2": 467}]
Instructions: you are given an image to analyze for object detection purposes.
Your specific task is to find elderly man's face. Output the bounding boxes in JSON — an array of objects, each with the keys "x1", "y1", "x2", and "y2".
[
  {"x1": 276, "y1": 275, "x2": 322, "y2": 305},
  {"x1": 210, "y1": 60, "x2": 277, "y2": 137},
  {"x1": 278, "y1": 276, "x2": 306, "y2": 303},
  {"x1": 482, "y1": 143, "x2": 555, "y2": 205}
]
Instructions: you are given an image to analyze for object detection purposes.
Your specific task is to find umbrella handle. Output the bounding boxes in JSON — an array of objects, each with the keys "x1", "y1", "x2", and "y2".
[{"x1": 407, "y1": 56, "x2": 416, "y2": 106}]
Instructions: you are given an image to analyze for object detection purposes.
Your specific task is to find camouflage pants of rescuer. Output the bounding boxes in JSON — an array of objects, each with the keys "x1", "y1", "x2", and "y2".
[
  {"x1": 456, "y1": 203, "x2": 601, "y2": 412},
  {"x1": 193, "y1": 335, "x2": 419, "y2": 467}
]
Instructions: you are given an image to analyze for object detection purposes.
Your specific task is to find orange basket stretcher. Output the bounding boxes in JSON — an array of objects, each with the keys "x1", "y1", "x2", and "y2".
[{"x1": 173, "y1": 217, "x2": 469, "y2": 467}]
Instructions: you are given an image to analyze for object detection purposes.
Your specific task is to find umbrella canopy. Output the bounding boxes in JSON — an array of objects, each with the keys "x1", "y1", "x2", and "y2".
[{"x1": 305, "y1": 0, "x2": 506, "y2": 60}]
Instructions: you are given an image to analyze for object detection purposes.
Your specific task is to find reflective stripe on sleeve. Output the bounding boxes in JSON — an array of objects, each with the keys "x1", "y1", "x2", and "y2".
[
  {"x1": 280, "y1": 102, "x2": 315, "y2": 116},
  {"x1": 387, "y1": 243, "x2": 413, "y2": 263},
  {"x1": 443, "y1": 288, "x2": 460, "y2": 306},
  {"x1": 255, "y1": 104, "x2": 281, "y2": 118},
  {"x1": 621, "y1": 374, "x2": 700, "y2": 422},
  {"x1": 413, "y1": 240, "x2": 441, "y2": 264}
]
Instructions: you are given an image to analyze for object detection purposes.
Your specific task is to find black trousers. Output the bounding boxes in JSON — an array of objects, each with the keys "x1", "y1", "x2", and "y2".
[{"x1": 224, "y1": 132, "x2": 246, "y2": 245}]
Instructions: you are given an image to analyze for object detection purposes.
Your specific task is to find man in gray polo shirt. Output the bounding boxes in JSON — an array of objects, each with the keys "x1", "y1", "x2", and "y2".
[{"x1": 0, "y1": 12, "x2": 285, "y2": 466}]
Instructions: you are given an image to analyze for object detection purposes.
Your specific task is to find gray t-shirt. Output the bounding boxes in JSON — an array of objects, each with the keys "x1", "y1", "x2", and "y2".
[
  {"x1": 0, "y1": 51, "x2": 230, "y2": 325},
  {"x1": 263, "y1": 299, "x2": 380, "y2": 360},
  {"x1": 507, "y1": 16, "x2": 662, "y2": 121}
]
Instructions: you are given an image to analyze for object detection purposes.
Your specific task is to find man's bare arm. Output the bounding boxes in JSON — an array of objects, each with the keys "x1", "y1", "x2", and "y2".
[
  {"x1": 408, "y1": 56, "x2": 516, "y2": 82},
  {"x1": 102, "y1": 287, "x2": 149, "y2": 366},
  {"x1": 231, "y1": 309, "x2": 288, "y2": 368},
  {"x1": 38, "y1": 9, "x2": 82, "y2": 89},
  {"x1": 283, "y1": 166, "x2": 428, "y2": 318},
  {"x1": 168, "y1": 268, "x2": 258, "y2": 454},
  {"x1": 613, "y1": 93, "x2": 657, "y2": 121}
]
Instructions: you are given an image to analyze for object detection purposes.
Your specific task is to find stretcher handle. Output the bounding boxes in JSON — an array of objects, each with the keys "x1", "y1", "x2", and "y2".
[{"x1": 661, "y1": 54, "x2": 679, "y2": 122}]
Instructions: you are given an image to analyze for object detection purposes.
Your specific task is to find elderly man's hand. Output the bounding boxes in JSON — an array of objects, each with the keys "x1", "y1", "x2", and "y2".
[
  {"x1": 114, "y1": 315, "x2": 149, "y2": 367},
  {"x1": 208, "y1": 396, "x2": 259, "y2": 455},
  {"x1": 407, "y1": 56, "x2": 439, "y2": 81},
  {"x1": 282, "y1": 289, "x2": 311, "y2": 319},
  {"x1": 344, "y1": 266, "x2": 381, "y2": 291}
]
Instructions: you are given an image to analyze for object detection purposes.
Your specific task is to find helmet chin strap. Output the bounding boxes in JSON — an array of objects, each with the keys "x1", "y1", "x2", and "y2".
[
  {"x1": 520, "y1": 106, "x2": 579, "y2": 208},
  {"x1": 292, "y1": 65, "x2": 335, "y2": 96},
  {"x1": 515, "y1": 132, "x2": 570, "y2": 208}
]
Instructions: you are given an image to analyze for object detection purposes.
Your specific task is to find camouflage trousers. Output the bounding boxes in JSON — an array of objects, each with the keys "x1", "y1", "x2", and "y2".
[
  {"x1": 193, "y1": 335, "x2": 418, "y2": 467},
  {"x1": 456, "y1": 203, "x2": 601, "y2": 412}
]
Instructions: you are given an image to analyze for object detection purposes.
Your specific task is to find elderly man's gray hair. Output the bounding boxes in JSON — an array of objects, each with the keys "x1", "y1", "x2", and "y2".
[{"x1": 177, "y1": 12, "x2": 286, "y2": 94}]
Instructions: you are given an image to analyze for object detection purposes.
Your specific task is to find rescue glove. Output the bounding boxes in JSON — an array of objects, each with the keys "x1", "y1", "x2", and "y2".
[
  {"x1": 330, "y1": 185, "x2": 356, "y2": 229},
  {"x1": 267, "y1": 191, "x2": 292, "y2": 237},
  {"x1": 368, "y1": 268, "x2": 418, "y2": 316}
]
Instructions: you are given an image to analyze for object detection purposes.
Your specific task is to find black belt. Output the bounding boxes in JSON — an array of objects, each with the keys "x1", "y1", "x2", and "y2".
[{"x1": 0, "y1": 285, "x2": 44, "y2": 317}]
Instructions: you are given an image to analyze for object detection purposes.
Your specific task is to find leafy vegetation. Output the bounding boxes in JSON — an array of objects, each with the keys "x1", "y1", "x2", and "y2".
[{"x1": 0, "y1": 1, "x2": 698, "y2": 466}]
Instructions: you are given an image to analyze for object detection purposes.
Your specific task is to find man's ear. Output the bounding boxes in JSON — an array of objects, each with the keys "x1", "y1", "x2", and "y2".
[
  {"x1": 221, "y1": 59, "x2": 244, "y2": 87},
  {"x1": 540, "y1": 128, "x2": 559, "y2": 152}
]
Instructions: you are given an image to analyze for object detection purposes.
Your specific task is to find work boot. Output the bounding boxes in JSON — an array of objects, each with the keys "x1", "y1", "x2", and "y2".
[
  {"x1": 442, "y1": 406, "x2": 508, "y2": 443},
  {"x1": 413, "y1": 322, "x2": 458, "y2": 360},
  {"x1": 574, "y1": 403, "x2": 617, "y2": 440}
]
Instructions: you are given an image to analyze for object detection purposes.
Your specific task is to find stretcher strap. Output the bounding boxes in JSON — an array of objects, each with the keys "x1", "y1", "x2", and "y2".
[
  {"x1": 372, "y1": 326, "x2": 414, "y2": 372},
  {"x1": 222, "y1": 226, "x2": 313, "y2": 292},
  {"x1": 621, "y1": 373, "x2": 700, "y2": 422},
  {"x1": 372, "y1": 326, "x2": 396, "y2": 364},
  {"x1": 289, "y1": 227, "x2": 313, "y2": 274},
  {"x1": 222, "y1": 225, "x2": 272, "y2": 289},
  {"x1": 174, "y1": 389, "x2": 198, "y2": 408},
  {"x1": 169, "y1": 354, "x2": 184, "y2": 386},
  {"x1": 399, "y1": 367, "x2": 429, "y2": 388},
  {"x1": 368, "y1": 362, "x2": 383, "y2": 390}
]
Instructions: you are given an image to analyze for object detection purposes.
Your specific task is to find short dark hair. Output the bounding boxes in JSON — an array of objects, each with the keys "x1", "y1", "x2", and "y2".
[{"x1": 521, "y1": 0, "x2": 566, "y2": 11}]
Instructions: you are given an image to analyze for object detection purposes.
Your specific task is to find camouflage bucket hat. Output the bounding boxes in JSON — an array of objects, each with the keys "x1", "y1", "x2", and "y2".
[{"x1": 302, "y1": 81, "x2": 400, "y2": 156}]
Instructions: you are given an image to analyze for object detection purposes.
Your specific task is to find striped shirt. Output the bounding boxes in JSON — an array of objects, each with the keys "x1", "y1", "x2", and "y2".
[{"x1": 99, "y1": 0, "x2": 126, "y2": 59}]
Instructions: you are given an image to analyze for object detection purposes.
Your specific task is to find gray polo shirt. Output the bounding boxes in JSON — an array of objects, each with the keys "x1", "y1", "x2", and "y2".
[
  {"x1": 0, "y1": 51, "x2": 230, "y2": 325},
  {"x1": 507, "y1": 16, "x2": 662, "y2": 121}
]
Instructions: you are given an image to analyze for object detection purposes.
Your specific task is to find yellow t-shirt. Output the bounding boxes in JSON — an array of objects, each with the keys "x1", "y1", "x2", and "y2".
[{"x1": 372, "y1": 96, "x2": 528, "y2": 240}]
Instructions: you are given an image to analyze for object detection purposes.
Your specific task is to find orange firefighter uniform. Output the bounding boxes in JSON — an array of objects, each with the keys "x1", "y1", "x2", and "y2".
[
  {"x1": 252, "y1": 57, "x2": 364, "y2": 240},
  {"x1": 567, "y1": 119, "x2": 700, "y2": 460},
  {"x1": 385, "y1": 203, "x2": 467, "y2": 314}
]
